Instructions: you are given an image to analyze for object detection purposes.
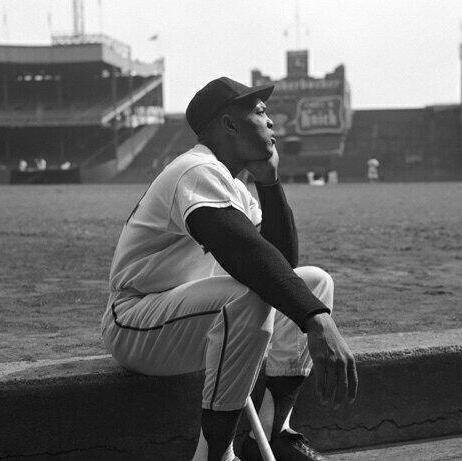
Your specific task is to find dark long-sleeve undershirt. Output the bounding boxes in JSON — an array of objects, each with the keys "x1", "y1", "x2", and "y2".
[
  {"x1": 255, "y1": 180, "x2": 298, "y2": 268},
  {"x1": 186, "y1": 206, "x2": 330, "y2": 333}
]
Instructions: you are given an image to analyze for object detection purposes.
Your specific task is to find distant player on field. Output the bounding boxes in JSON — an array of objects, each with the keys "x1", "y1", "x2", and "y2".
[
  {"x1": 101, "y1": 77, "x2": 358, "y2": 461},
  {"x1": 367, "y1": 158, "x2": 380, "y2": 183}
]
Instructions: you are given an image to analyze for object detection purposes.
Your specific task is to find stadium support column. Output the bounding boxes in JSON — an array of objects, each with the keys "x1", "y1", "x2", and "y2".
[
  {"x1": 2, "y1": 73, "x2": 8, "y2": 109},
  {"x1": 128, "y1": 48, "x2": 134, "y2": 157},
  {"x1": 59, "y1": 129, "x2": 65, "y2": 163},
  {"x1": 459, "y1": 42, "x2": 462, "y2": 166},
  {"x1": 111, "y1": 66, "x2": 118, "y2": 156},
  {"x1": 4, "y1": 130, "x2": 10, "y2": 163},
  {"x1": 57, "y1": 77, "x2": 63, "y2": 108},
  {"x1": 460, "y1": 44, "x2": 462, "y2": 127}
]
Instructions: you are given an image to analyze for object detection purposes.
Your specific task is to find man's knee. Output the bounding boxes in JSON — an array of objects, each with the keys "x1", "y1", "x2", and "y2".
[
  {"x1": 296, "y1": 265, "x2": 333, "y2": 286},
  {"x1": 295, "y1": 266, "x2": 334, "y2": 308}
]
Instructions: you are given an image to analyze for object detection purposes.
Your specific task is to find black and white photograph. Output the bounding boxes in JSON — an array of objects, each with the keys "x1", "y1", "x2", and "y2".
[{"x1": 0, "y1": 1, "x2": 461, "y2": 459}]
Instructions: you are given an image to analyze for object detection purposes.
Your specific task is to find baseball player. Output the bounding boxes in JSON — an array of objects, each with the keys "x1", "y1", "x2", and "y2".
[{"x1": 101, "y1": 77, "x2": 358, "y2": 461}]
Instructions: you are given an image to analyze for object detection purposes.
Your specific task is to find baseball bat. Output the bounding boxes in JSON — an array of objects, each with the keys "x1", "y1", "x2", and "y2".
[{"x1": 245, "y1": 396, "x2": 276, "y2": 461}]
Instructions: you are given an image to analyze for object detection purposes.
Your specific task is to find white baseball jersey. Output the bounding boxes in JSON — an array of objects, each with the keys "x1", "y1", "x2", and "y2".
[
  {"x1": 102, "y1": 143, "x2": 335, "y2": 413},
  {"x1": 109, "y1": 144, "x2": 262, "y2": 299}
]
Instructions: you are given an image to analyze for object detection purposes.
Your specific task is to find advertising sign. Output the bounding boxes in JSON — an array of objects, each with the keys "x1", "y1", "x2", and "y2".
[
  {"x1": 274, "y1": 78, "x2": 341, "y2": 94},
  {"x1": 295, "y1": 96, "x2": 344, "y2": 134},
  {"x1": 269, "y1": 95, "x2": 345, "y2": 136}
]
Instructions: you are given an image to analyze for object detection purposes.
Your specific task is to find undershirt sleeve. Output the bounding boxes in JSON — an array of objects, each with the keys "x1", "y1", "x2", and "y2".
[
  {"x1": 186, "y1": 206, "x2": 331, "y2": 332},
  {"x1": 256, "y1": 180, "x2": 298, "y2": 267}
]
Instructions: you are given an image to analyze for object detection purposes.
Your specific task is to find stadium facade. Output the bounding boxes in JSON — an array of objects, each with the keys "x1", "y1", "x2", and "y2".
[
  {"x1": 0, "y1": 34, "x2": 164, "y2": 183},
  {"x1": 252, "y1": 50, "x2": 351, "y2": 181},
  {"x1": 252, "y1": 50, "x2": 462, "y2": 182},
  {"x1": 0, "y1": 39, "x2": 460, "y2": 183},
  {"x1": 115, "y1": 49, "x2": 462, "y2": 184}
]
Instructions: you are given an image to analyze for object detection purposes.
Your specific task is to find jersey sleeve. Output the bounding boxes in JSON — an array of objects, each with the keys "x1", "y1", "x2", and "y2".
[
  {"x1": 171, "y1": 163, "x2": 247, "y2": 235},
  {"x1": 234, "y1": 178, "x2": 262, "y2": 227},
  {"x1": 247, "y1": 187, "x2": 262, "y2": 227}
]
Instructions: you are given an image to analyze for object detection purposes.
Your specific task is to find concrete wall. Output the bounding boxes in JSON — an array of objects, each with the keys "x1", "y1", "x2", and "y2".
[
  {"x1": 80, "y1": 159, "x2": 118, "y2": 183},
  {"x1": 340, "y1": 106, "x2": 462, "y2": 181},
  {"x1": 1, "y1": 329, "x2": 461, "y2": 460},
  {"x1": 0, "y1": 168, "x2": 10, "y2": 184}
]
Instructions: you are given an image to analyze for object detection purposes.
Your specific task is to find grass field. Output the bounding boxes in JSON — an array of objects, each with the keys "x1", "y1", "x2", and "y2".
[{"x1": 1, "y1": 182, "x2": 461, "y2": 363}]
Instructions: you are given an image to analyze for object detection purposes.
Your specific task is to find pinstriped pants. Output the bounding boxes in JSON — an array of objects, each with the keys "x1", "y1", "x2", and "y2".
[{"x1": 101, "y1": 266, "x2": 334, "y2": 411}]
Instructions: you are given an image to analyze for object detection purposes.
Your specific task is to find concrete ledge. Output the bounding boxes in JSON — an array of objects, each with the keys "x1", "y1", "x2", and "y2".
[{"x1": 1, "y1": 329, "x2": 461, "y2": 460}]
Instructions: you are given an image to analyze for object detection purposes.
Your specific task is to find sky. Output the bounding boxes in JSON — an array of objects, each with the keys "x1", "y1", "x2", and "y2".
[{"x1": 1, "y1": 0, "x2": 462, "y2": 113}]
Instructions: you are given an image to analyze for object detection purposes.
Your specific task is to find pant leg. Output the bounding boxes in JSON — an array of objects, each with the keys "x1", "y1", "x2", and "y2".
[
  {"x1": 265, "y1": 266, "x2": 334, "y2": 377},
  {"x1": 101, "y1": 275, "x2": 274, "y2": 411}
]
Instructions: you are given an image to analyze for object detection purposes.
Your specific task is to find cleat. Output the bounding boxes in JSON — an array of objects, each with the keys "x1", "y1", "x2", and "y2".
[
  {"x1": 240, "y1": 431, "x2": 326, "y2": 461},
  {"x1": 271, "y1": 431, "x2": 326, "y2": 461}
]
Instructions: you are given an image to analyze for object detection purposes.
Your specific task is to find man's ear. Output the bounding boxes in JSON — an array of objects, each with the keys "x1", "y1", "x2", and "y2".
[{"x1": 220, "y1": 114, "x2": 238, "y2": 136}]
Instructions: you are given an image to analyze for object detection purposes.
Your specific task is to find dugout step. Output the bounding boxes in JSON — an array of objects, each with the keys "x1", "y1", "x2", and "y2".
[{"x1": 1, "y1": 329, "x2": 461, "y2": 460}]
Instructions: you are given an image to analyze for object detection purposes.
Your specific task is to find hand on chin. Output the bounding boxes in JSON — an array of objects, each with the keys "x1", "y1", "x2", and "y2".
[{"x1": 244, "y1": 147, "x2": 279, "y2": 184}]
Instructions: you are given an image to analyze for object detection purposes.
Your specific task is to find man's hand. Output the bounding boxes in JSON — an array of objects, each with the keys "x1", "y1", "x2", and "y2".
[
  {"x1": 305, "y1": 313, "x2": 358, "y2": 409},
  {"x1": 245, "y1": 147, "x2": 279, "y2": 185}
]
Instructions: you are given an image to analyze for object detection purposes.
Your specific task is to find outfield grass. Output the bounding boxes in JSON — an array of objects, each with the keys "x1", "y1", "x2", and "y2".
[{"x1": 1, "y1": 182, "x2": 461, "y2": 362}]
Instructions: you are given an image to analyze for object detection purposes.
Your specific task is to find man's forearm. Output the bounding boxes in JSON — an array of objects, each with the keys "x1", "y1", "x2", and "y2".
[
  {"x1": 256, "y1": 180, "x2": 298, "y2": 268},
  {"x1": 187, "y1": 207, "x2": 329, "y2": 332}
]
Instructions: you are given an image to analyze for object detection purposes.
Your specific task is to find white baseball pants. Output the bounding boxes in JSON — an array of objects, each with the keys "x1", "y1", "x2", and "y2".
[{"x1": 101, "y1": 266, "x2": 333, "y2": 411}]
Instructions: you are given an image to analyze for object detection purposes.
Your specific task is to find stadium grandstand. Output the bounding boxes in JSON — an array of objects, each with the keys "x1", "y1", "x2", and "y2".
[
  {"x1": 0, "y1": 32, "x2": 164, "y2": 184},
  {"x1": 251, "y1": 50, "x2": 352, "y2": 182},
  {"x1": 112, "y1": 114, "x2": 196, "y2": 183},
  {"x1": 115, "y1": 46, "x2": 461, "y2": 183},
  {"x1": 1, "y1": 0, "x2": 460, "y2": 184},
  {"x1": 249, "y1": 49, "x2": 461, "y2": 183}
]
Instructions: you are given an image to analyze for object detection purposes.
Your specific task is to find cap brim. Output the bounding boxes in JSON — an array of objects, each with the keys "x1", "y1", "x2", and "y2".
[{"x1": 234, "y1": 83, "x2": 275, "y2": 103}]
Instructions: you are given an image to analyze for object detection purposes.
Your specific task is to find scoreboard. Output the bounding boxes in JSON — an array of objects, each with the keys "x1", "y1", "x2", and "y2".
[{"x1": 252, "y1": 50, "x2": 351, "y2": 141}]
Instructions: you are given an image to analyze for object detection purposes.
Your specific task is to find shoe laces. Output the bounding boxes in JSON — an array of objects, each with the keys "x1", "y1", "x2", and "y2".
[{"x1": 276, "y1": 431, "x2": 324, "y2": 458}]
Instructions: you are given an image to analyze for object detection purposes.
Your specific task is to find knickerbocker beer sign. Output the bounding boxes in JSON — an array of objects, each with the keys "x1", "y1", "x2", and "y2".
[
  {"x1": 251, "y1": 52, "x2": 350, "y2": 138},
  {"x1": 295, "y1": 96, "x2": 344, "y2": 135}
]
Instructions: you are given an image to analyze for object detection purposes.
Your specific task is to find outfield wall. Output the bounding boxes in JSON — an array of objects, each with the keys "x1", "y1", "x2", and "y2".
[
  {"x1": 0, "y1": 168, "x2": 9, "y2": 183},
  {"x1": 1, "y1": 329, "x2": 461, "y2": 460}
]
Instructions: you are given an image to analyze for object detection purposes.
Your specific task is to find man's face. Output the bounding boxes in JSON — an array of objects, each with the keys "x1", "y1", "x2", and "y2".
[{"x1": 231, "y1": 98, "x2": 276, "y2": 162}]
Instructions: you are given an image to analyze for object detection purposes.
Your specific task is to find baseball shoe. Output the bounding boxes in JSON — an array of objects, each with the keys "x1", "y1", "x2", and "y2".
[{"x1": 240, "y1": 430, "x2": 326, "y2": 461}]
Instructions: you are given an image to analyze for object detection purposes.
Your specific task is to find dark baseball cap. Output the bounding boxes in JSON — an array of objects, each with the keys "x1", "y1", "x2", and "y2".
[{"x1": 186, "y1": 76, "x2": 274, "y2": 136}]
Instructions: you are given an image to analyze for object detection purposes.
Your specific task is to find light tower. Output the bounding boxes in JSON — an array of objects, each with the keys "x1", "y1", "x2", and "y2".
[
  {"x1": 294, "y1": 0, "x2": 301, "y2": 49},
  {"x1": 459, "y1": 22, "x2": 462, "y2": 125},
  {"x1": 284, "y1": 0, "x2": 309, "y2": 78},
  {"x1": 72, "y1": 0, "x2": 85, "y2": 36}
]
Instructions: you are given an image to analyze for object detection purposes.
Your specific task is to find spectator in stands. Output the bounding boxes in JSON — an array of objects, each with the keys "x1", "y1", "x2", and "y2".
[{"x1": 60, "y1": 161, "x2": 72, "y2": 170}]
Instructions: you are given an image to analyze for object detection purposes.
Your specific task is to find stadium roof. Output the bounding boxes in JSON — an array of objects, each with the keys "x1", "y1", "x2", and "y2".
[{"x1": 0, "y1": 34, "x2": 163, "y2": 77}]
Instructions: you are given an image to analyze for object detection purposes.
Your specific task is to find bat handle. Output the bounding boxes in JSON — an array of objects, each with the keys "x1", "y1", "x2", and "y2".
[{"x1": 245, "y1": 396, "x2": 276, "y2": 461}]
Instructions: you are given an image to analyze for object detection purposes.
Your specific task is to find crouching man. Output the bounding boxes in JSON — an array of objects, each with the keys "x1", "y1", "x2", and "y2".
[{"x1": 101, "y1": 77, "x2": 357, "y2": 461}]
